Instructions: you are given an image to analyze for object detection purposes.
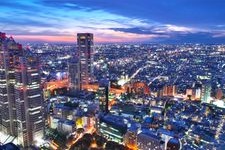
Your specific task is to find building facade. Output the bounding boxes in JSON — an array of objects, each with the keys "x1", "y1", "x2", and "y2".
[
  {"x1": 98, "y1": 79, "x2": 110, "y2": 113},
  {"x1": 97, "y1": 115, "x2": 127, "y2": 143},
  {"x1": 0, "y1": 33, "x2": 44, "y2": 147},
  {"x1": 68, "y1": 58, "x2": 81, "y2": 92},
  {"x1": 163, "y1": 85, "x2": 176, "y2": 97},
  {"x1": 201, "y1": 83, "x2": 211, "y2": 103},
  {"x1": 0, "y1": 33, "x2": 23, "y2": 135},
  {"x1": 14, "y1": 54, "x2": 44, "y2": 147},
  {"x1": 77, "y1": 33, "x2": 94, "y2": 87}
]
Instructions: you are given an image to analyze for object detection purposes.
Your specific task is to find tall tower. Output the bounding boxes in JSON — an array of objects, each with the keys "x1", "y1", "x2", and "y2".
[
  {"x1": 14, "y1": 53, "x2": 44, "y2": 147},
  {"x1": 68, "y1": 58, "x2": 81, "y2": 92},
  {"x1": 98, "y1": 79, "x2": 110, "y2": 113},
  {"x1": 0, "y1": 33, "x2": 44, "y2": 147},
  {"x1": 0, "y1": 32, "x2": 22, "y2": 135},
  {"x1": 201, "y1": 83, "x2": 211, "y2": 103},
  {"x1": 77, "y1": 33, "x2": 94, "y2": 88}
]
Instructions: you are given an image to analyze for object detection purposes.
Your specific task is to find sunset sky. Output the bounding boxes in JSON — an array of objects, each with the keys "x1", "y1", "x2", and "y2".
[{"x1": 1, "y1": 0, "x2": 225, "y2": 43}]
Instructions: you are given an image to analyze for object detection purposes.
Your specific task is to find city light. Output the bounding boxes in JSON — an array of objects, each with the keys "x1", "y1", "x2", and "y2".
[{"x1": 0, "y1": 1, "x2": 225, "y2": 150}]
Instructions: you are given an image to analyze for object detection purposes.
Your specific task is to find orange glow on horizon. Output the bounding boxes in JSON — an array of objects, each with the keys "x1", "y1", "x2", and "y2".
[
  {"x1": 13, "y1": 35, "x2": 75, "y2": 43},
  {"x1": 12, "y1": 30, "x2": 160, "y2": 43}
]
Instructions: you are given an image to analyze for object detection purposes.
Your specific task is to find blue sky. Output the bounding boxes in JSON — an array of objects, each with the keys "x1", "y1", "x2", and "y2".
[{"x1": 0, "y1": 0, "x2": 225, "y2": 43}]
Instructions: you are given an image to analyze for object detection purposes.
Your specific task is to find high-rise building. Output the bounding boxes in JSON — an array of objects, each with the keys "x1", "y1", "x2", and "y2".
[
  {"x1": 14, "y1": 53, "x2": 44, "y2": 147},
  {"x1": 98, "y1": 79, "x2": 110, "y2": 113},
  {"x1": 0, "y1": 33, "x2": 23, "y2": 135},
  {"x1": 0, "y1": 33, "x2": 44, "y2": 147},
  {"x1": 201, "y1": 82, "x2": 211, "y2": 103},
  {"x1": 68, "y1": 58, "x2": 81, "y2": 92},
  {"x1": 77, "y1": 33, "x2": 94, "y2": 88}
]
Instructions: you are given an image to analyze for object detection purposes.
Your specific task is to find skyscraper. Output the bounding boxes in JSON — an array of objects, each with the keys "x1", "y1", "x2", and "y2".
[
  {"x1": 0, "y1": 33, "x2": 22, "y2": 135},
  {"x1": 68, "y1": 58, "x2": 81, "y2": 92},
  {"x1": 201, "y1": 82, "x2": 211, "y2": 103},
  {"x1": 0, "y1": 33, "x2": 44, "y2": 147},
  {"x1": 77, "y1": 33, "x2": 94, "y2": 88},
  {"x1": 14, "y1": 53, "x2": 44, "y2": 147},
  {"x1": 98, "y1": 79, "x2": 110, "y2": 113}
]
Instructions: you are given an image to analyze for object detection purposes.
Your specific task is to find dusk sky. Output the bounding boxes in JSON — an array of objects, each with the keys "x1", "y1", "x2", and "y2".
[{"x1": 1, "y1": 0, "x2": 225, "y2": 43}]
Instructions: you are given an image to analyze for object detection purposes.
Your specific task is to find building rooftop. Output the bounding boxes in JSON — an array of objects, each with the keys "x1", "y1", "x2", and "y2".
[
  {"x1": 0, "y1": 143, "x2": 20, "y2": 150},
  {"x1": 58, "y1": 118, "x2": 75, "y2": 126},
  {"x1": 138, "y1": 130, "x2": 161, "y2": 141},
  {"x1": 99, "y1": 114, "x2": 128, "y2": 129}
]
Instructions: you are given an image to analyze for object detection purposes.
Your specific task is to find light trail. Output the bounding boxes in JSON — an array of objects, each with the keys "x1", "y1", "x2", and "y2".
[
  {"x1": 118, "y1": 64, "x2": 150, "y2": 86},
  {"x1": 147, "y1": 72, "x2": 164, "y2": 86},
  {"x1": 67, "y1": 126, "x2": 96, "y2": 150},
  {"x1": 45, "y1": 79, "x2": 68, "y2": 91}
]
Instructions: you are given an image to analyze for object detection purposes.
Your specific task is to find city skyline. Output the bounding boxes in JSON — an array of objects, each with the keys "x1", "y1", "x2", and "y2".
[
  {"x1": 0, "y1": 1, "x2": 225, "y2": 149},
  {"x1": 1, "y1": 32, "x2": 225, "y2": 149},
  {"x1": 1, "y1": 0, "x2": 225, "y2": 43}
]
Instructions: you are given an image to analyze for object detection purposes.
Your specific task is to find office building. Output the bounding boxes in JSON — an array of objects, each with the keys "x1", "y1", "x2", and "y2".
[
  {"x1": 15, "y1": 52, "x2": 44, "y2": 147},
  {"x1": 0, "y1": 33, "x2": 44, "y2": 147},
  {"x1": 68, "y1": 58, "x2": 81, "y2": 92},
  {"x1": 97, "y1": 114, "x2": 127, "y2": 143},
  {"x1": 0, "y1": 33, "x2": 23, "y2": 135},
  {"x1": 201, "y1": 83, "x2": 211, "y2": 103},
  {"x1": 98, "y1": 79, "x2": 110, "y2": 113},
  {"x1": 77, "y1": 33, "x2": 94, "y2": 88}
]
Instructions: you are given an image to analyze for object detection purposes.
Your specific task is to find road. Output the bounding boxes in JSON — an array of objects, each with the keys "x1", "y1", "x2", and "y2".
[
  {"x1": 67, "y1": 126, "x2": 96, "y2": 150},
  {"x1": 45, "y1": 80, "x2": 126, "y2": 95},
  {"x1": 118, "y1": 64, "x2": 150, "y2": 86},
  {"x1": 45, "y1": 79, "x2": 68, "y2": 92},
  {"x1": 147, "y1": 72, "x2": 164, "y2": 86}
]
